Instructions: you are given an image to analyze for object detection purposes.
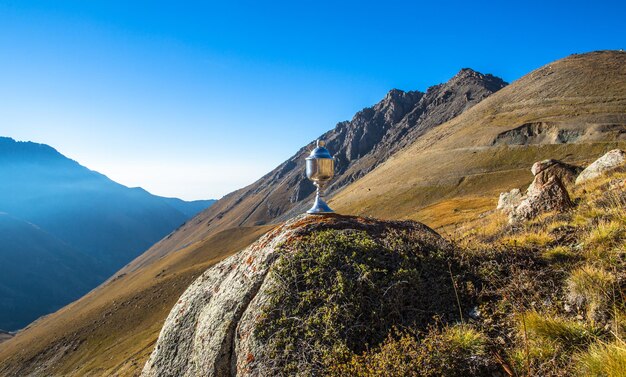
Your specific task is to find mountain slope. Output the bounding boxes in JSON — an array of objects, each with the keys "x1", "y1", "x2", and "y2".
[
  {"x1": 125, "y1": 69, "x2": 506, "y2": 271},
  {"x1": 331, "y1": 50, "x2": 626, "y2": 227},
  {"x1": 0, "y1": 213, "x2": 101, "y2": 330},
  {"x1": 0, "y1": 137, "x2": 215, "y2": 330},
  {"x1": 158, "y1": 195, "x2": 216, "y2": 218},
  {"x1": 2, "y1": 51, "x2": 624, "y2": 376},
  {"x1": 0, "y1": 69, "x2": 505, "y2": 375}
]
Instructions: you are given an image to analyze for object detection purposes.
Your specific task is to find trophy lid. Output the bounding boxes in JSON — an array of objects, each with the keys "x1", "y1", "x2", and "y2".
[{"x1": 306, "y1": 140, "x2": 333, "y2": 160}]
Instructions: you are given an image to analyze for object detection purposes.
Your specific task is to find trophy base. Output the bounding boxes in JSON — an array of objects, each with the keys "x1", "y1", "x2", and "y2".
[{"x1": 306, "y1": 196, "x2": 334, "y2": 214}]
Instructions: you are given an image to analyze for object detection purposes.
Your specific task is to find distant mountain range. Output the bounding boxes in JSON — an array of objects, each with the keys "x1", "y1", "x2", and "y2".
[{"x1": 0, "y1": 137, "x2": 215, "y2": 330}]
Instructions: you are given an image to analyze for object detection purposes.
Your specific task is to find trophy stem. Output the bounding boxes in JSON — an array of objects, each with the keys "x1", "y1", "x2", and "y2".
[{"x1": 307, "y1": 182, "x2": 334, "y2": 214}]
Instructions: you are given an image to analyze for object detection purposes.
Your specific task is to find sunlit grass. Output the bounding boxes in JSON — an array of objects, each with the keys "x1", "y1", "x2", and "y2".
[
  {"x1": 567, "y1": 266, "x2": 616, "y2": 322},
  {"x1": 575, "y1": 341, "x2": 626, "y2": 377},
  {"x1": 521, "y1": 311, "x2": 602, "y2": 351}
]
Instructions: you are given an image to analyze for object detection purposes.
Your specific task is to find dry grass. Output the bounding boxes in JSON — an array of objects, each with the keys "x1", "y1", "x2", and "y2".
[
  {"x1": 567, "y1": 266, "x2": 617, "y2": 322},
  {"x1": 457, "y1": 169, "x2": 626, "y2": 376},
  {"x1": 521, "y1": 312, "x2": 601, "y2": 351},
  {"x1": 575, "y1": 341, "x2": 626, "y2": 377}
]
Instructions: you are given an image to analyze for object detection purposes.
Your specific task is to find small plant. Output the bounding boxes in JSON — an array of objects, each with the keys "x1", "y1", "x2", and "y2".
[
  {"x1": 567, "y1": 266, "x2": 616, "y2": 322},
  {"x1": 502, "y1": 230, "x2": 553, "y2": 248},
  {"x1": 330, "y1": 325, "x2": 496, "y2": 377},
  {"x1": 585, "y1": 221, "x2": 624, "y2": 251},
  {"x1": 521, "y1": 311, "x2": 601, "y2": 351},
  {"x1": 542, "y1": 245, "x2": 578, "y2": 264},
  {"x1": 575, "y1": 341, "x2": 626, "y2": 377}
]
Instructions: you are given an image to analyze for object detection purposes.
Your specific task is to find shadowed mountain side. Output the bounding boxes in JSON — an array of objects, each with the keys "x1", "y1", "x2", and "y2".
[
  {"x1": 122, "y1": 69, "x2": 506, "y2": 273},
  {"x1": 0, "y1": 213, "x2": 103, "y2": 330},
  {"x1": 330, "y1": 51, "x2": 626, "y2": 227},
  {"x1": 158, "y1": 196, "x2": 216, "y2": 218},
  {"x1": 0, "y1": 137, "x2": 215, "y2": 330},
  {"x1": 0, "y1": 225, "x2": 273, "y2": 376}
]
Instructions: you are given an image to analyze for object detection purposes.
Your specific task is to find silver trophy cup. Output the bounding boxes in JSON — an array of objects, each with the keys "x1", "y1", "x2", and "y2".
[{"x1": 305, "y1": 140, "x2": 335, "y2": 214}]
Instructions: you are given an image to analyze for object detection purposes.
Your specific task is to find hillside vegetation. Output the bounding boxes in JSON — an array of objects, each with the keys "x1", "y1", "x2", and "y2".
[
  {"x1": 333, "y1": 165, "x2": 625, "y2": 376},
  {"x1": 142, "y1": 157, "x2": 625, "y2": 377}
]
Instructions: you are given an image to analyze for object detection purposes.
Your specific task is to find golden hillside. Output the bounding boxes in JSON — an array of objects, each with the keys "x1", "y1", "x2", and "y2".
[{"x1": 332, "y1": 51, "x2": 626, "y2": 228}]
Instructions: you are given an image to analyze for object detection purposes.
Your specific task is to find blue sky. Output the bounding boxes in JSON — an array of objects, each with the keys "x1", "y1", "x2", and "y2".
[{"x1": 1, "y1": 1, "x2": 624, "y2": 200}]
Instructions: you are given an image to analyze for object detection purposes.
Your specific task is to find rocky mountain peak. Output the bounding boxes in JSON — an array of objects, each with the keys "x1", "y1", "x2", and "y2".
[
  {"x1": 448, "y1": 68, "x2": 508, "y2": 91},
  {"x1": 143, "y1": 68, "x2": 508, "y2": 244}
]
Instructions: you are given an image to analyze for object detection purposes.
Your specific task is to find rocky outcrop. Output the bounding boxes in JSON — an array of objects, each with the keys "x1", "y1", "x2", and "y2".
[
  {"x1": 503, "y1": 160, "x2": 580, "y2": 223},
  {"x1": 142, "y1": 215, "x2": 453, "y2": 377},
  {"x1": 530, "y1": 159, "x2": 582, "y2": 183},
  {"x1": 510, "y1": 175, "x2": 574, "y2": 223},
  {"x1": 575, "y1": 149, "x2": 626, "y2": 185},
  {"x1": 491, "y1": 122, "x2": 626, "y2": 146}
]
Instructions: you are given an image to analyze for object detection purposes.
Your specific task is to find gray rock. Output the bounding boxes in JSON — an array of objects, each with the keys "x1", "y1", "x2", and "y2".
[
  {"x1": 575, "y1": 149, "x2": 626, "y2": 185},
  {"x1": 497, "y1": 188, "x2": 524, "y2": 214},
  {"x1": 531, "y1": 159, "x2": 582, "y2": 183},
  {"x1": 510, "y1": 176, "x2": 573, "y2": 223}
]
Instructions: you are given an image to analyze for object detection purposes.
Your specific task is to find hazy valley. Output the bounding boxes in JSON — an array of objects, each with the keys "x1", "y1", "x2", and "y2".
[{"x1": 0, "y1": 138, "x2": 215, "y2": 331}]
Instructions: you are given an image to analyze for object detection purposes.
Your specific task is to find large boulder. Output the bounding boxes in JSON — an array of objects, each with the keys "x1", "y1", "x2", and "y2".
[
  {"x1": 510, "y1": 175, "x2": 573, "y2": 223},
  {"x1": 142, "y1": 214, "x2": 460, "y2": 377},
  {"x1": 530, "y1": 159, "x2": 582, "y2": 184},
  {"x1": 508, "y1": 159, "x2": 577, "y2": 223},
  {"x1": 575, "y1": 149, "x2": 626, "y2": 185}
]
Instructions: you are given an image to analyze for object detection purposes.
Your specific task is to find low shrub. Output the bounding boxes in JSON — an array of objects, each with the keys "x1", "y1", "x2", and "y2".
[
  {"x1": 330, "y1": 325, "x2": 496, "y2": 377},
  {"x1": 255, "y1": 228, "x2": 470, "y2": 375},
  {"x1": 521, "y1": 311, "x2": 602, "y2": 352}
]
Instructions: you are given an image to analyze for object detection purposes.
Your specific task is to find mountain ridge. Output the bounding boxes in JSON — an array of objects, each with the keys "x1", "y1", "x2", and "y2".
[
  {"x1": 122, "y1": 68, "x2": 506, "y2": 272},
  {"x1": 331, "y1": 50, "x2": 626, "y2": 226},
  {"x1": 0, "y1": 137, "x2": 216, "y2": 330}
]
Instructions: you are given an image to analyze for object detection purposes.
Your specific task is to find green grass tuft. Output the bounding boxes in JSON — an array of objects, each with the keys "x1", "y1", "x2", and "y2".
[
  {"x1": 575, "y1": 341, "x2": 626, "y2": 377},
  {"x1": 522, "y1": 311, "x2": 602, "y2": 351}
]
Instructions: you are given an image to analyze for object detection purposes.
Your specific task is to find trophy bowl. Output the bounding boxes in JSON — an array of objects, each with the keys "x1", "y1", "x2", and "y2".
[{"x1": 305, "y1": 140, "x2": 335, "y2": 214}]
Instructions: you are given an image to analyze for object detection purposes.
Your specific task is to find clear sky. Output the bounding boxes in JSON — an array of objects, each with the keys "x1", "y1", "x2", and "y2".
[{"x1": 1, "y1": 0, "x2": 624, "y2": 200}]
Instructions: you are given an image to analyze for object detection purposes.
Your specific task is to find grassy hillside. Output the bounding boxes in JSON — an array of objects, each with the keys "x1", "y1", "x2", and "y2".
[
  {"x1": 331, "y1": 51, "x2": 626, "y2": 228},
  {"x1": 333, "y1": 165, "x2": 625, "y2": 376}
]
